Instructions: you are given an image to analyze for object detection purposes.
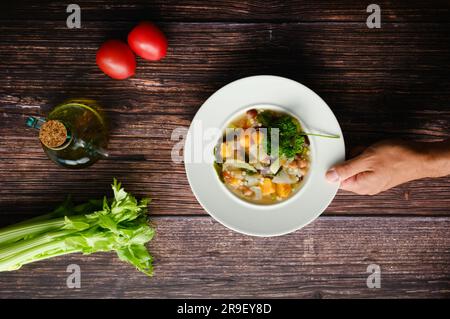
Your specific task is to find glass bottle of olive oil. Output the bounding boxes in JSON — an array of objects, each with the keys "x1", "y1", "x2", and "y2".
[{"x1": 26, "y1": 99, "x2": 108, "y2": 169}]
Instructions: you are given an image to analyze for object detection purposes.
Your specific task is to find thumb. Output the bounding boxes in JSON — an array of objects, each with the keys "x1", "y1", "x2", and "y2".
[{"x1": 326, "y1": 154, "x2": 370, "y2": 183}]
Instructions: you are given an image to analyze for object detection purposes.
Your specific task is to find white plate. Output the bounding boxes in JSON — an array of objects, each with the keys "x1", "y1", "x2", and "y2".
[{"x1": 184, "y1": 75, "x2": 345, "y2": 237}]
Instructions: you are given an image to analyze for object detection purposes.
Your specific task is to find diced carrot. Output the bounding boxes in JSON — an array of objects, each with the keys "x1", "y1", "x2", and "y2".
[
  {"x1": 223, "y1": 171, "x2": 232, "y2": 182},
  {"x1": 275, "y1": 183, "x2": 292, "y2": 198},
  {"x1": 261, "y1": 178, "x2": 276, "y2": 196}
]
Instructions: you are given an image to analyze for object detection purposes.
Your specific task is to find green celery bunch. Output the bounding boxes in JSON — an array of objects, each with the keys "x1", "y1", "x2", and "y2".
[{"x1": 0, "y1": 179, "x2": 154, "y2": 276}]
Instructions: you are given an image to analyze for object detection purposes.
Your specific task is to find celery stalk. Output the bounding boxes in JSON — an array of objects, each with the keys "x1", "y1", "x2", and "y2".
[
  {"x1": 0, "y1": 229, "x2": 79, "y2": 260},
  {"x1": 0, "y1": 239, "x2": 78, "y2": 271},
  {"x1": 0, "y1": 179, "x2": 155, "y2": 276},
  {"x1": 0, "y1": 219, "x2": 68, "y2": 244}
]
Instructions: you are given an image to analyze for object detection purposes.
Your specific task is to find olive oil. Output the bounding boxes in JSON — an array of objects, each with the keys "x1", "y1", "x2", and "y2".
[{"x1": 26, "y1": 99, "x2": 108, "y2": 169}]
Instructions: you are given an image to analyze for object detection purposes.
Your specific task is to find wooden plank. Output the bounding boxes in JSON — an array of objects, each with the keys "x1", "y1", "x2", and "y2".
[
  {"x1": 1, "y1": 22, "x2": 449, "y2": 94},
  {"x1": 0, "y1": 22, "x2": 448, "y2": 119},
  {"x1": 1, "y1": 0, "x2": 449, "y2": 22},
  {"x1": 0, "y1": 22, "x2": 449, "y2": 217},
  {"x1": 0, "y1": 163, "x2": 449, "y2": 219},
  {"x1": 0, "y1": 216, "x2": 449, "y2": 298}
]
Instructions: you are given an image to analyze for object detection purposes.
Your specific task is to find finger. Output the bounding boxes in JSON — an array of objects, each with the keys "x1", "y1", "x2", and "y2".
[
  {"x1": 326, "y1": 154, "x2": 371, "y2": 182},
  {"x1": 339, "y1": 175, "x2": 364, "y2": 194},
  {"x1": 340, "y1": 172, "x2": 380, "y2": 195}
]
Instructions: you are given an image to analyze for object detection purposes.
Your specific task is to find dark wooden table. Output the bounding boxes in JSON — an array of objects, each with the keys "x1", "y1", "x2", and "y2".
[{"x1": 0, "y1": 1, "x2": 449, "y2": 298}]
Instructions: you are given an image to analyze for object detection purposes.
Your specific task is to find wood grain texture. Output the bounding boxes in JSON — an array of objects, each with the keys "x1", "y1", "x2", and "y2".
[
  {"x1": 0, "y1": 216, "x2": 449, "y2": 298},
  {"x1": 0, "y1": 21, "x2": 449, "y2": 217},
  {"x1": 1, "y1": 0, "x2": 449, "y2": 22}
]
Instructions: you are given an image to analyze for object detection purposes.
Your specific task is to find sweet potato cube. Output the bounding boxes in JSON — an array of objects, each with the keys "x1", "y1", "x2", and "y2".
[
  {"x1": 275, "y1": 183, "x2": 292, "y2": 198},
  {"x1": 261, "y1": 178, "x2": 276, "y2": 196}
]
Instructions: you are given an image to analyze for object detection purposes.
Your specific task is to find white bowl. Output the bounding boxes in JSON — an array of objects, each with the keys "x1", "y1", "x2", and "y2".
[
  {"x1": 216, "y1": 103, "x2": 314, "y2": 209},
  {"x1": 184, "y1": 75, "x2": 345, "y2": 237}
]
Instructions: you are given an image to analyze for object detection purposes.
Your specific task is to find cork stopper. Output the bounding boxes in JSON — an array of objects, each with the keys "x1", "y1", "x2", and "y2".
[{"x1": 39, "y1": 120, "x2": 68, "y2": 149}]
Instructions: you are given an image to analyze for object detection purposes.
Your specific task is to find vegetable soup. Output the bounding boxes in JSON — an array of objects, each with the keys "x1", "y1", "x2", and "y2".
[{"x1": 214, "y1": 108, "x2": 310, "y2": 205}]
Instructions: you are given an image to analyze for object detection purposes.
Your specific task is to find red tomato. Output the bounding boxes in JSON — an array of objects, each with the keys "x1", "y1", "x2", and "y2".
[
  {"x1": 96, "y1": 40, "x2": 136, "y2": 80},
  {"x1": 128, "y1": 22, "x2": 168, "y2": 61}
]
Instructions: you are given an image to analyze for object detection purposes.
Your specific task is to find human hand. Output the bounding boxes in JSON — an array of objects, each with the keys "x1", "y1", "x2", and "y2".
[{"x1": 325, "y1": 139, "x2": 450, "y2": 195}]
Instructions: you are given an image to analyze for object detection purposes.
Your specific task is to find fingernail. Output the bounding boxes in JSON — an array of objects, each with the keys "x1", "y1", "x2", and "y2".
[{"x1": 326, "y1": 169, "x2": 340, "y2": 183}]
